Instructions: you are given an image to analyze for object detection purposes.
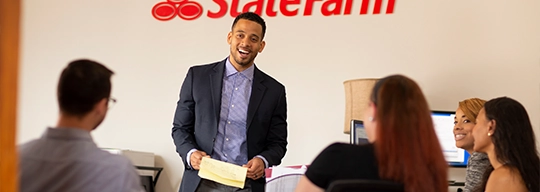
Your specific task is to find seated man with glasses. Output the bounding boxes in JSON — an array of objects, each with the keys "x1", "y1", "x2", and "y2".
[
  {"x1": 109, "y1": 97, "x2": 117, "y2": 109},
  {"x1": 17, "y1": 59, "x2": 144, "y2": 192}
]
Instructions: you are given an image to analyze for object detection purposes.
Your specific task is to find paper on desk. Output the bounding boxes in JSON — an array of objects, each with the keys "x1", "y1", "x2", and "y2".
[{"x1": 198, "y1": 157, "x2": 248, "y2": 188}]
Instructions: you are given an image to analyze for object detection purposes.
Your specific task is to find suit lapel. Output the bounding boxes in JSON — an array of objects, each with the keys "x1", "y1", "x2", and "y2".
[
  {"x1": 247, "y1": 66, "x2": 266, "y2": 130},
  {"x1": 209, "y1": 59, "x2": 226, "y2": 124}
]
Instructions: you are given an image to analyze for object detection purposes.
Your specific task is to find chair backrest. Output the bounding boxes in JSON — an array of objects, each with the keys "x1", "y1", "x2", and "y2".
[
  {"x1": 140, "y1": 175, "x2": 155, "y2": 192},
  {"x1": 326, "y1": 179, "x2": 404, "y2": 192},
  {"x1": 265, "y1": 173, "x2": 303, "y2": 192}
]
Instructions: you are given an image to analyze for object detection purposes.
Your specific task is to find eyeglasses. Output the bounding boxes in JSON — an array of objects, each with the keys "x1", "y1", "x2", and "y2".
[{"x1": 108, "y1": 97, "x2": 117, "y2": 109}]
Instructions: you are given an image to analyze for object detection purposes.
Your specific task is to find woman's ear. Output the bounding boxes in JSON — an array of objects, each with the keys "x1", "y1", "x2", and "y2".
[
  {"x1": 368, "y1": 102, "x2": 376, "y2": 121},
  {"x1": 488, "y1": 119, "x2": 496, "y2": 135},
  {"x1": 364, "y1": 102, "x2": 378, "y2": 143},
  {"x1": 363, "y1": 102, "x2": 377, "y2": 124}
]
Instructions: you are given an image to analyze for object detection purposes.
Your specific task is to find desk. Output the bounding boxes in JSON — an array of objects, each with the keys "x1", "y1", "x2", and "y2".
[
  {"x1": 102, "y1": 148, "x2": 155, "y2": 176},
  {"x1": 265, "y1": 165, "x2": 308, "y2": 181},
  {"x1": 266, "y1": 165, "x2": 466, "y2": 192},
  {"x1": 448, "y1": 182, "x2": 465, "y2": 192},
  {"x1": 136, "y1": 166, "x2": 163, "y2": 192}
]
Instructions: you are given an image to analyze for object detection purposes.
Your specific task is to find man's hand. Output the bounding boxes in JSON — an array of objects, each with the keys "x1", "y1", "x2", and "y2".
[
  {"x1": 243, "y1": 157, "x2": 265, "y2": 180},
  {"x1": 190, "y1": 150, "x2": 209, "y2": 170}
]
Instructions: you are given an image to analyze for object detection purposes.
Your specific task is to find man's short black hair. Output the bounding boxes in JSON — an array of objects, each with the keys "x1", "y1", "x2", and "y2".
[
  {"x1": 232, "y1": 12, "x2": 266, "y2": 39},
  {"x1": 57, "y1": 59, "x2": 114, "y2": 116}
]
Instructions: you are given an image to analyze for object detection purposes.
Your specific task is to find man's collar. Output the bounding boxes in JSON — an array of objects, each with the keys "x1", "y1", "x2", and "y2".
[
  {"x1": 43, "y1": 127, "x2": 93, "y2": 141},
  {"x1": 225, "y1": 57, "x2": 254, "y2": 80}
]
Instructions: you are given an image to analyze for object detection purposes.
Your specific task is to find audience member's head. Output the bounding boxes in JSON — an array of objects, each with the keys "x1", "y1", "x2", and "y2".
[
  {"x1": 57, "y1": 59, "x2": 114, "y2": 130},
  {"x1": 454, "y1": 98, "x2": 486, "y2": 153},
  {"x1": 18, "y1": 59, "x2": 143, "y2": 192},
  {"x1": 363, "y1": 74, "x2": 448, "y2": 192},
  {"x1": 473, "y1": 97, "x2": 539, "y2": 192}
]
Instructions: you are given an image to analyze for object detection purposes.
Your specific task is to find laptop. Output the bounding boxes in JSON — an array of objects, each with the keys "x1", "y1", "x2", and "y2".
[{"x1": 350, "y1": 120, "x2": 369, "y2": 145}]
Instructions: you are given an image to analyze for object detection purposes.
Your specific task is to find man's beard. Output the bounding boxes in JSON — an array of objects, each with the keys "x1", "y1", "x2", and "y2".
[{"x1": 234, "y1": 54, "x2": 255, "y2": 67}]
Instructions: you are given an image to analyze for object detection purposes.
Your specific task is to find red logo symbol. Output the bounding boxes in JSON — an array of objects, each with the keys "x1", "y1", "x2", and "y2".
[
  {"x1": 152, "y1": 0, "x2": 395, "y2": 21},
  {"x1": 152, "y1": 0, "x2": 204, "y2": 21}
]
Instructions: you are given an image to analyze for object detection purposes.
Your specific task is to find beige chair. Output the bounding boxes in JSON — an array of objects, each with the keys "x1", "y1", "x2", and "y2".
[{"x1": 265, "y1": 173, "x2": 303, "y2": 192}]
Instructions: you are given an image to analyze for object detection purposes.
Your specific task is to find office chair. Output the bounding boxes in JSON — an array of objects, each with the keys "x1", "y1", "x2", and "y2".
[
  {"x1": 265, "y1": 173, "x2": 303, "y2": 192},
  {"x1": 136, "y1": 166, "x2": 164, "y2": 192},
  {"x1": 326, "y1": 179, "x2": 404, "y2": 192}
]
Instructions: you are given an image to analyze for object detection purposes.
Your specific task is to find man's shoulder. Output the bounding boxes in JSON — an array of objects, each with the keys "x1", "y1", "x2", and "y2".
[
  {"x1": 190, "y1": 59, "x2": 225, "y2": 71},
  {"x1": 84, "y1": 150, "x2": 140, "y2": 177},
  {"x1": 94, "y1": 150, "x2": 136, "y2": 166},
  {"x1": 18, "y1": 139, "x2": 43, "y2": 156},
  {"x1": 255, "y1": 67, "x2": 285, "y2": 89}
]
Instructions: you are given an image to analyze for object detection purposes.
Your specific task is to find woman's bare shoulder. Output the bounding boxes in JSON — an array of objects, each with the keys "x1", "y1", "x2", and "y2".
[{"x1": 485, "y1": 166, "x2": 528, "y2": 192}]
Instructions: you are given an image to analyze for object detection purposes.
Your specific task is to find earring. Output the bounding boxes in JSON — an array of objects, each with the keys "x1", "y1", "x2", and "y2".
[
  {"x1": 368, "y1": 117, "x2": 374, "y2": 122},
  {"x1": 488, "y1": 133, "x2": 491, "y2": 136}
]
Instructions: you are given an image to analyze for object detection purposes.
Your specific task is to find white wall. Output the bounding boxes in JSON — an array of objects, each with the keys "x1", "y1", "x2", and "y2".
[{"x1": 18, "y1": 0, "x2": 540, "y2": 191}]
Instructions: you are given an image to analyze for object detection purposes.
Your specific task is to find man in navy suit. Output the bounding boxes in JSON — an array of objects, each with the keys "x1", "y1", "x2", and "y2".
[{"x1": 172, "y1": 12, "x2": 288, "y2": 192}]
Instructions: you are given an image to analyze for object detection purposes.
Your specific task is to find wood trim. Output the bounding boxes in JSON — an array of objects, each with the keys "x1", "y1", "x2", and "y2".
[{"x1": 0, "y1": 0, "x2": 20, "y2": 191}]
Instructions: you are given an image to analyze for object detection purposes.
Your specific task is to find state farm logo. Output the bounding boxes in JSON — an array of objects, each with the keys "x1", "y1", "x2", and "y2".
[
  {"x1": 152, "y1": 0, "x2": 395, "y2": 21},
  {"x1": 152, "y1": 0, "x2": 203, "y2": 21}
]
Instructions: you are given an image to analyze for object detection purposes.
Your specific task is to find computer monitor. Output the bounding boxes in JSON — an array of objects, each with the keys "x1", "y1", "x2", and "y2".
[
  {"x1": 350, "y1": 113, "x2": 470, "y2": 167},
  {"x1": 432, "y1": 111, "x2": 470, "y2": 167},
  {"x1": 350, "y1": 120, "x2": 369, "y2": 145}
]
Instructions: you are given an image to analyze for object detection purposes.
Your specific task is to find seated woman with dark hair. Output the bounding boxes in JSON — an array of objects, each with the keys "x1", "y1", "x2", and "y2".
[
  {"x1": 295, "y1": 74, "x2": 448, "y2": 192},
  {"x1": 472, "y1": 97, "x2": 540, "y2": 192},
  {"x1": 453, "y1": 98, "x2": 490, "y2": 192}
]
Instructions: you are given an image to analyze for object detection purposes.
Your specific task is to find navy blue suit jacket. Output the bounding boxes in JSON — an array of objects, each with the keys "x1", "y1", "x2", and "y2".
[{"x1": 172, "y1": 59, "x2": 288, "y2": 192}]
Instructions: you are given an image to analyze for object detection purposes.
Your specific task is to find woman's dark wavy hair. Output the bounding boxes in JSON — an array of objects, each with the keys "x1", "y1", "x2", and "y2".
[{"x1": 480, "y1": 97, "x2": 539, "y2": 192}]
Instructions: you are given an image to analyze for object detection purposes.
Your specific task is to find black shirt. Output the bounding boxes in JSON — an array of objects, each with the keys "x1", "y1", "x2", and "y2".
[{"x1": 305, "y1": 143, "x2": 380, "y2": 189}]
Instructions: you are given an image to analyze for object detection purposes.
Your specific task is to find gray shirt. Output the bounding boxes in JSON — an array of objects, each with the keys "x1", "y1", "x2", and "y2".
[
  {"x1": 18, "y1": 128, "x2": 144, "y2": 192},
  {"x1": 464, "y1": 152, "x2": 491, "y2": 192}
]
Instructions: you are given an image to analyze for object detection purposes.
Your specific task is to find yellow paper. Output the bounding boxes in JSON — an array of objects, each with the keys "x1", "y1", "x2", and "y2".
[{"x1": 198, "y1": 157, "x2": 248, "y2": 188}]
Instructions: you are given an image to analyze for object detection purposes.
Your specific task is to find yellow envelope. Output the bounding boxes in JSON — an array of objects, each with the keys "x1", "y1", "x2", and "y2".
[{"x1": 198, "y1": 157, "x2": 248, "y2": 188}]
